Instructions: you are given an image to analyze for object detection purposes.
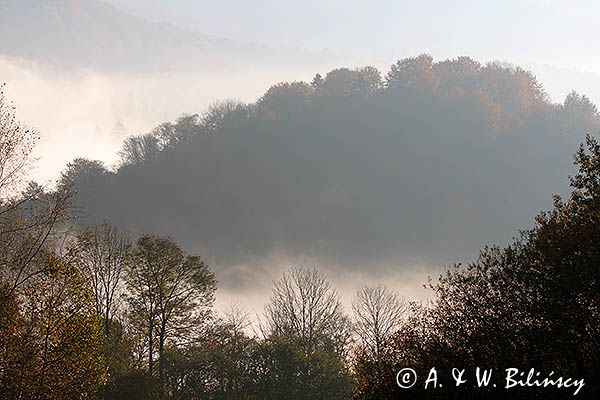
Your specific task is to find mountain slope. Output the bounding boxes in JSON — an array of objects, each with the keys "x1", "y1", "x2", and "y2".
[{"x1": 61, "y1": 56, "x2": 600, "y2": 288}]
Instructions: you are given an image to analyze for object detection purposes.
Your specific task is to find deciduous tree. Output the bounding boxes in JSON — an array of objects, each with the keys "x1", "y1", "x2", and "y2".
[
  {"x1": 264, "y1": 267, "x2": 350, "y2": 354},
  {"x1": 125, "y1": 235, "x2": 217, "y2": 386}
]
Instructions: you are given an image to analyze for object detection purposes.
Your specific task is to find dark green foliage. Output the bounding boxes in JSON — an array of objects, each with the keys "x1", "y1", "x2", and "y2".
[
  {"x1": 162, "y1": 332, "x2": 352, "y2": 400},
  {"x1": 98, "y1": 370, "x2": 161, "y2": 400},
  {"x1": 251, "y1": 336, "x2": 353, "y2": 400}
]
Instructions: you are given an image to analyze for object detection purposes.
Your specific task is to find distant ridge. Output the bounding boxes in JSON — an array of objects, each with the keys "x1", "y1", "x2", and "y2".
[{"x1": 0, "y1": 0, "x2": 339, "y2": 73}]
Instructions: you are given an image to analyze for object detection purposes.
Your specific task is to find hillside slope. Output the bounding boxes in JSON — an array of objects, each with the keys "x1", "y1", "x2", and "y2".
[{"x1": 61, "y1": 55, "x2": 600, "y2": 287}]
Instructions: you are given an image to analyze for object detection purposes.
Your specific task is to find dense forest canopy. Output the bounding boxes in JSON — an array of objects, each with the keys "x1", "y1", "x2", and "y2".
[{"x1": 61, "y1": 55, "x2": 600, "y2": 288}]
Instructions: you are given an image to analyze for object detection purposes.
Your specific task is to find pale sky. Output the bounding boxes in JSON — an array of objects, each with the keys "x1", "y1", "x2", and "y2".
[{"x1": 105, "y1": 0, "x2": 600, "y2": 72}]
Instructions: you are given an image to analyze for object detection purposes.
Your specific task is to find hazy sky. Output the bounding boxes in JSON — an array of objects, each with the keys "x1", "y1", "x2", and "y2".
[{"x1": 105, "y1": 0, "x2": 600, "y2": 72}]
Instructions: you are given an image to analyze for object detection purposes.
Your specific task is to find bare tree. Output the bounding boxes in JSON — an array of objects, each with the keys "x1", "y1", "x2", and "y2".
[
  {"x1": 222, "y1": 302, "x2": 251, "y2": 338},
  {"x1": 352, "y1": 284, "x2": 406, "y2": 359},
  {"x1": 1, "y1": 86, "x2": 70, "y2": 298},
  {"x1": 264, "y1": 267, "x2": 350, "y2": 353},
  {"x1": 73, "y1": 221, "x2": 131, "y2": 335},
  {"x1": 0, "y1": 84, "x2": 36, "y2": 199}
]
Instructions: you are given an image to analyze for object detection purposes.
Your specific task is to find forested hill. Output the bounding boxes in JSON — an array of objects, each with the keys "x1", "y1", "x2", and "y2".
[{"x1": 61, "y1": 55, "x2": 600, "y2": 285}]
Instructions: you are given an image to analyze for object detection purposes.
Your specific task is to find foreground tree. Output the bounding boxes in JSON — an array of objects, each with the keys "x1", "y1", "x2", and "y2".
[
  {"x1": 0, "y1": 84, "x2": 36, "y2": 197},
  {"x1": 264, "y1": 267, "x2": 350, "y2": 354},
  {"x1": 351, "y1": 285, "x2": 405, "y2": 399},
  {"x1": 0, "y1": 87, "x2": 104, "y2": 398},
  {"x1": 0, "y1": 85, "x2": 70, "y2": 300},
  {"x1": 125, "y1": 235, "x2": 217, "y2": 386},
  {"x1": 74, "y1": 221, "x2": 131, "y2": 335},
  {"x1": 161, "y1": 317, "x2": 257, "y2": 400},
  {"x1": 357, "y1": 136, "x2": 600, "y2": 399},
  {"x1": 251, "y1": 335, "x2": 353, "y2": 400},
  {"x1": 0, "y1": 252, "x2": 106, "y2": 399},
  {"x1": 71, "y1": 222, "x2": 136, "y2": 384},
  {"x1": 352, "y1": 284, "x2": 406, "y2": 360},
  {"x1": 161, "y1": 304, "x2": 353, "y2": 400},
  {"x1": 257, "y1": 268, "x2": 353, "y2": 399}
]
